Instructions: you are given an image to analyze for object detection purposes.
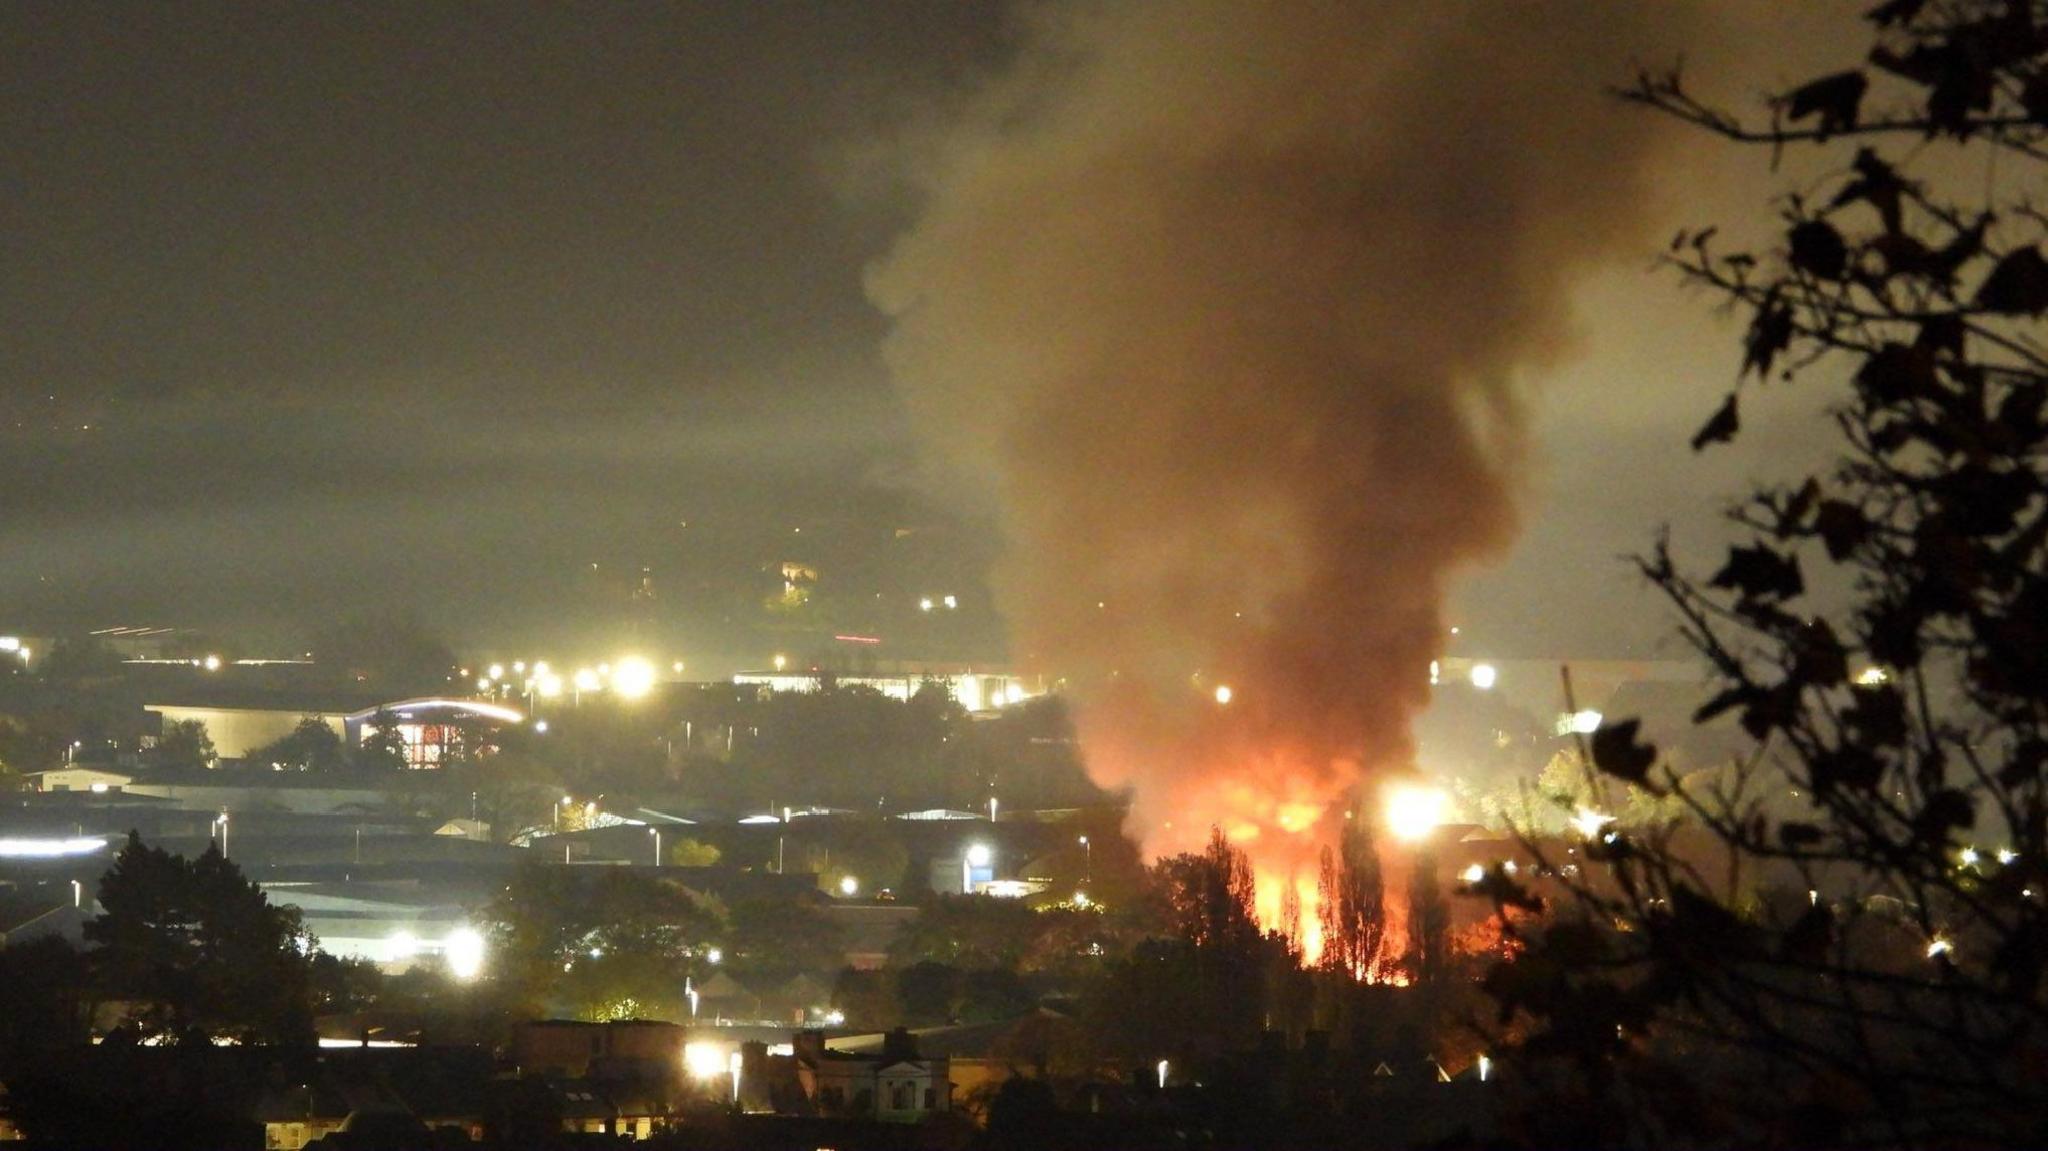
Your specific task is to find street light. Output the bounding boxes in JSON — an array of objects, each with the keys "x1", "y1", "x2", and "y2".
[
  {"x1": 213, "y1": 811, "x2": 230, "y2": 860},
  {"x1": 1078, "y1": 835, "x2": 1091, "y2": 883},
  {"x1": 650, "y1": 827, "x2": 662, "y2": 867}
]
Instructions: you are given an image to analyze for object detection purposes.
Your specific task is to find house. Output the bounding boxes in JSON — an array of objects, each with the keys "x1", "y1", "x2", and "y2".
[
  {"x1": 796, "y1": 1029, "x2": 951, "y2": 1124},
  {"x1": 23, "y1": 766, "x2": 135, "y2": 793},
  {"x1": 511, "y1": 1020, "x2": 685, "y2": 1080}
]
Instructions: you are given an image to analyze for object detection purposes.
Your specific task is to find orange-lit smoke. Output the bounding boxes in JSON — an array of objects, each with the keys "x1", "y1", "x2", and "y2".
[{"x1": 870, "y1": 3, "x2": 1684, "y2": 931}]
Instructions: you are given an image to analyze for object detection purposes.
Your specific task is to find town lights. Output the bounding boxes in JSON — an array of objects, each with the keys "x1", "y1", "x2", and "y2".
[
  {"x1": 1385, "y1": 784, "x2": 1449, "y2": 842},
  {"x1": 612, "y1": 656, "x2": 657, "y2": 699},
  {"x1": 445, "y1": 927, "x2": 486, "y2": 980}
]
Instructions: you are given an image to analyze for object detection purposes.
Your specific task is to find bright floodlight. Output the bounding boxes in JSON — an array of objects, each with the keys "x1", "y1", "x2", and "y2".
[
  {"x1": 1385, "y1": 785, "x2": 1449, "y2": 842},
  {"x1": 388, "y1": 931, "x2": 418, "y2": 960},
  {"x1": 1568, "y1": 709, "x2": 1603, "y2": 734},
  {"x1": 1570, "y1": 807, "x2": 1616, "y2": 840},
  {"x1": 1461, "y1": 863, "x2": 1486, "y2": 884},
  {"x1": 445, "y1": 927, "x2": 485, "y2": 980},
  {"x1": 0, "y1": 837, "x2": 106, "y2": 858},
  {"x1": 684, "y1": 1041, "x2": 726, "y2": 1080},
  {"x1": 706, "y1": 947, "x2": 723, "y2": 965},
  {"x1": 487, "y1": 663, "x2": 504, "y2": 680},
  {"x1": 203, "y1": 654, "x2": 222, "y2": 671},
  {"x1": 1214, "y1": 684, "x2": 1233, "y2": 705},
  {"x1": 612, "y1": 656, "x2": 657, "y2": 699},
  {"x1": 838, "y1": 876, "x2": 859, "y2": 897},
  {"x1": 1469, "y1": 663, "x2": 1497, "y2": 690},
  {"x1": 965, "y1": 843, "x2": 993, "y2": 868}
]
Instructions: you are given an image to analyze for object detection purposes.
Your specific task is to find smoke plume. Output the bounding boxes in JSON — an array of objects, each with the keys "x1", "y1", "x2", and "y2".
[{"x1": 870, "y1": 3, "x2": 1681, "y2": 901}]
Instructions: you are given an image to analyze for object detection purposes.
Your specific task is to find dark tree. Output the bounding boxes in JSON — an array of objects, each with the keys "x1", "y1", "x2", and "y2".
[
  {"x1": 1317, "y1": 818, "x2": 1388, "y2": 980},
  {"x1": 155, "y1": 719, "x2": 216, "y2": 771},
  {"x1": 354, "y1": 708, "x2": 410, "y2": 770},
  {"x1": 248, "y1": 716, "x2": 345, "y2": 772},
  {"x1": 1488, "y1": 6, "x2": 2048, "y2": 1147},
  {"x1": 85, "y1": 833, "x2": 315, "y2": 1044}
]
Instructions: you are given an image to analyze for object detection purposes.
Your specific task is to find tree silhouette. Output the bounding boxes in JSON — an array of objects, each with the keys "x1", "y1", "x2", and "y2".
[
  {"x1": 85, "y1": 833, "x2": 315, "y2": 1044},
  {"x1": 1487, "y1": 5, "x2": 2048, "y2": 1146}
]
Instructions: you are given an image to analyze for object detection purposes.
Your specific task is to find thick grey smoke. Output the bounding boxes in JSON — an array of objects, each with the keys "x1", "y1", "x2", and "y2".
[{"x1": 869, "y1": 2, "x2": 1683, "y2": 885}]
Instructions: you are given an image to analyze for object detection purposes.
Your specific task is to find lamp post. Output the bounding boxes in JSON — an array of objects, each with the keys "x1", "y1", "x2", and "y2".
[
  {"x1": 214, "y1": 811, "x2": 230, "y2": 860},
  {"x1": 650, "y1": 827, "x2": 662, "y2": 867},
  {"x1": 1079, "y1": 835, "x2": 1091, "y2": 883}
]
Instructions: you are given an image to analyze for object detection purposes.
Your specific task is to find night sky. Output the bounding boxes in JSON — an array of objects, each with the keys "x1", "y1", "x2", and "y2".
[{"x1": 2, "y1": 2, "x2": 1864, "y2": 673}]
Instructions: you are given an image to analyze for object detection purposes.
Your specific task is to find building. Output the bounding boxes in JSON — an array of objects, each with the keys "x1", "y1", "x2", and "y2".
[
  {"x1": 797, "y1": 1029, "x2": 951, "y2": 1124},
  {"x1": 733, "y1": 663, "x2": 1045, "y2": 714},
  {"x1": 144, "y1": 694, "x2": 524, "y2": 768}
]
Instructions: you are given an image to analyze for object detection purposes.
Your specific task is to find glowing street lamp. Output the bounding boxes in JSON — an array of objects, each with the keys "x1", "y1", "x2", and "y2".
[
  {"x1": 613, "y1": 656, "x2": 657, "y2": 700},
  {"x1": 1078, "y1": 835, "x2": 1091, "y2": 882},
  {"x1": 1214, "y1": 684, "x2": 1233, "y2": 705},
  {"x1": 650, "y1": 827, "x2": 662, "y2": 866},
  {"x1": 838, "y1": 875, "x2": 859, "y2": 897},
  {"x1": 772, "y1": 654, "x2": 787, "y2": 672},
  {"x1": 445, "y1": 927, "x2": 485, "y2": 980},
  {"x1": 1570, "y1": 807, "x2": 1616, "y2": 840},
  {"x1": 1469, "y1": 662, "x2": 1498, "y2": 690}
]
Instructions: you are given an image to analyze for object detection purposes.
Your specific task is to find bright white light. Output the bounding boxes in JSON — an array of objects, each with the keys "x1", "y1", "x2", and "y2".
[
  {"x1": 1461, "y1": 863, "x2": 1485, "y2": 884},
  {"x1": 1214, "y1": 684, "x2": 1233, "y2": 705},
  {"x1": 445, "y1": 928, "x2": 485, "y2": 980},
  {"x1": 1570, "y1": 807, "x2": 1616, "y2": 840},
  {"x1": 672, "y1": 661, "x2": 685, "y2": 674},
  {"x1": 1478, "y1": 1055, "x2": 1492, "y2": 1082},
  {"x1": 684, "y1": 1041, "x2": 726, "y2": 1080},
  {"x1": 612, "y1": 657, "x2": 658, "y2": 700},
  {"x1": 1157, "y1": 1059, "x2": 1169, "y2": 1090},
  {"x1": 1429, "y1": 659, "x2": 1440, "y2": 686},
  {"x1": 965, "y1": 843, "x2": 993, "y2": 868},
  {"x1": 1857, "y1": 667, "x2": 1889, "y2": 686},
  {"x1": 1469, "y1": 663, "x2": 1497, "y2": 690},
  {"x1": 1568, "y1": 710, "x2": 1603, "y2": 735},
  {"x1": 1997, "y1": 848, "x2": 2018, "y2": 865},
  {"x1": 943, "y1": 595, "x2": 958, "y2": 610},
  {"x1": 1004, "y1": 683, "x2": 1025, "y2": 706},
  {"x1": 513, "y1": 661, "x2": 526, "y2": 673},
  {"x1": 1385, "y1": 785, "x2": 1449, "y2": 842},
  {"x1": 705, "y1": 947, "x2": 723, "y2": 965},
  {"x1": 772, "y1": 655, "x2": 787, "y2": 672},
  {"x1": 0, "y1": 837, "x2": 106, "y2": 858},
  {"x1": 1073, "y1": 891, "x2": 1091, "y2": 908},
  {"x1": 487, "y1": 664, "x2": 504, "y2": 680},
  {"x1": 90, "y1": 782, "x2": 109, "y2": 794},
  {"x1": 0, "y1": 637, "x2": 18, "y2": 652},
  {"x1": 203, "y1": 654, "x2": 222, "y2": 672},
  {"x1": 536, "y1": 673, "x2": 563, "y2": 698},
  {"x1": 533, "y1": 660, "x2": 550, "y2": 675},
  {"x1": 1927, "y1": 936, "x2": 1954, "y2": 959},
  {"x1": 1959, "y1": 847, "x2": 1981, "y2": 866},
  {"x1": 822, "y1": 1010, "x2": 845, "y2": 1026},
  {"x1": 388, "y1": 931, "x2": 418, "y2": 959},
  {"x1": 573, "y1": 668, "x2": 601, "y2": 692},
  {"x1": 476, "y1": 677, "x2": 492, "y2": 691},
  {"x1": 919, "y1": 598, "x2": 933, "y2": 612},
  {"x1": 838, "y1": 875, "x2": 859, "y2": 897}
]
